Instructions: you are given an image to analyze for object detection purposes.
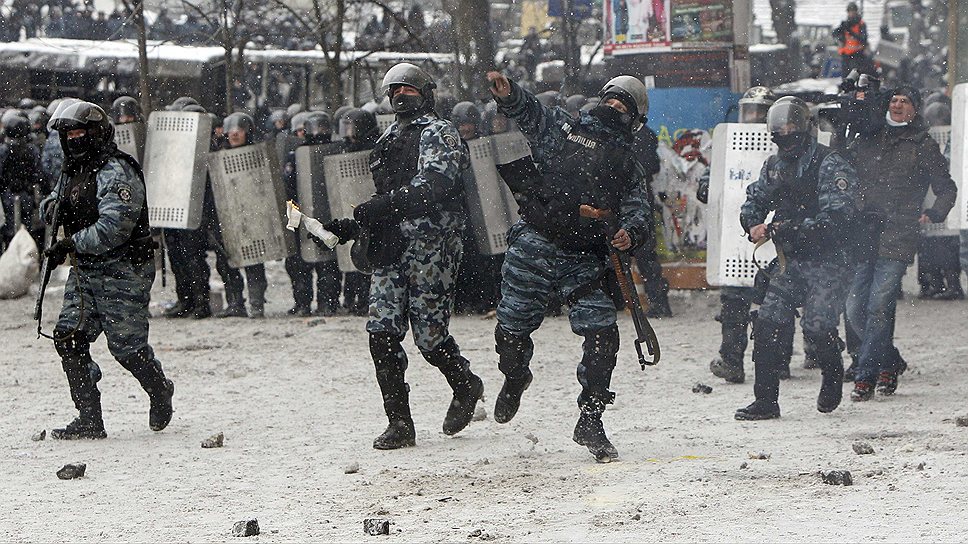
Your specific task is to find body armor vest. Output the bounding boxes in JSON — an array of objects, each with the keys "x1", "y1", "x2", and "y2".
[
  {"x1": 522, "y1": 121, "x2": 634, "y2": 252},
  {"x1": 60, "y1": 152, "x2": 154, "y2": 262},
  {"x1": 368, "y1": 122, "x2": 462, "y2": 213}
]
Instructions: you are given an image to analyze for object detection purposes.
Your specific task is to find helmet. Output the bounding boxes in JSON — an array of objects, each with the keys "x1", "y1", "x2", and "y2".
[
  {"x1": 1, "y1": 109, "x2": 25, "y2": 125},
  {"x1": 47, "y1": 98, "x2": 64, "y2": 116},
  {"x1": 290, "y1": 111, "x2": 311, "y2": 133},
  {"x1": 3, "y1": 115, "x2": 31, "y2": 139},
  {"x1": 333, "y1": 105, "x2": 354, "y2": 124},
  {"x1": 360, "y1": 100, "x2": 380, "y2": 114},
  {"x1": 223, "y1": 112, "x2": 254, "y2": 134},
  {"x1": 564, "y1": 94, "x2": 586, "y2": 115},
  {"x1": 922, "y1": 101, "x2": 951, "y2": 127},
  {"x1": 17, "y1": 98, "x2": 38, "y2": 110},
  {"x1": 286, "y1": 103, "x2": 304, "y2": 119},
  {"x1": 381, "y1": 62, "x2": 436, "y2": 114},
  {"x1": 536, "y1": 91, "x2": 561, "y2": 108},
  {"x1": 304, "y1": 112, "x2": 332, "y2": 137},
  {"x1": 738, "y1": 86, "x2": 776, "y2": 123},
  {"x1": 48, "y1": 101, "x2": 114, "y2": 161},
  {"x1": 450, "y1": 101, "x2": 481, "y2": 126},
  {"x1": 111, "y1": 96, "x2": 143, "y2": 124},
  {"x1": 766, "y1": 96, "x2": 813, "y2": 135},
  {"x1": 182, "y1": 104, "x2": 208, "y2": 114},
  {"x1": 167, "y1": 96, "x2": 199, "y2": 111},
  {"x1": 339, "y1": 108, "x2": 378, "y2": 141},
  {"x1": 46, "y1": 98, "x2": 81, "y2": 131},
  {"x1": 28, "y1": 109, "x2": 50, "y2": 131},
  {"x1": 269, "y1": 108, "x2": 288, "y2": 127},
  {"x1": 599, "y1": 75, "x2": 650, "y2": 132}
]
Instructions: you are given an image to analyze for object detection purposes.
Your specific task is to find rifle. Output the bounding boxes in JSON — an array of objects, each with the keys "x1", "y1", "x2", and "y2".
[
  {"x1": 579, "y1": 205, "x2": 660, "y2": 369},
  {"x1": 34, "y1": 172, "x2": 67, "y2": 338}
]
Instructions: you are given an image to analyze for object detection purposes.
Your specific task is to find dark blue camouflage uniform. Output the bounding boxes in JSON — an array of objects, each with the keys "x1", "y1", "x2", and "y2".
[
  {"x1": 42, "y1": 157, "x2": 156, "y2": 360},
  {"x1": 494, "y1": 81, "x2": 649, "y2": 406},
  {"x1": 366, "y1": 114, "x2": 468, "y2": 353},
  {"x1": 739, "y1": 139, "x2": 857, "y2": 407}
]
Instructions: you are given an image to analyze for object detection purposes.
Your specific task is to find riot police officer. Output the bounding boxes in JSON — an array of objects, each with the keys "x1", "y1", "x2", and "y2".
[
  {"x1": 111, "y1": 96, "x2": 143, "y2": 125},
  {"x1": 41, "y1": 101, "x2": 174, "y2": 439},
  {"x1": 487, "y1": 72, "x2": 651, "y2": 462},
  {"x1": 735, "y1": 97, "x2": 858, "y2": 420},
  {"x1": 0, "y1": 114, "x2": 44, "y2": 249},
  {"x1": 326, "y1": 63, "x2": 484, "y2": 450}
]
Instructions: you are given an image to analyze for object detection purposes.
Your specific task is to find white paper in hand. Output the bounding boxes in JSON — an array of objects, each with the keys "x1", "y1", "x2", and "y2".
[{"x1": 286, "y1": 201, "x2": 339, "y2": 249}]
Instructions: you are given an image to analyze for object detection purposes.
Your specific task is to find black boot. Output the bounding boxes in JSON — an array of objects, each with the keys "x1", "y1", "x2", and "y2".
[
  {"x1": 711, "y1": 316, "x2": 749, "y2": 383},
  {"x1": 645, "y1": 278, "x2": 672, "y2": 318},
  {"x1": 573, "y1": 394, "x2": 618, "y2": 462},
  {"x1": 216, "y1": 289, "x2": 247, "y2": 318},
  {"x1": 191, "y1": 283, "x2": 212, "y2": 319},
  {"x1": 370, "y1": 333, "x2": 416, "y2": 449},
  {"x1": 52, "y1": 348, "x2": 106, "y2": 440},
  {"x1": 163, "y1": 300, "x2": 193, "y2": 319},
  {"x1": 423, "y1": 337, "x2": 484, "y2": 436},
  {"x1": 118, "y1": 347, "x2": 174, "y2": 431},
  {"x1": 810, "y1": 331, "x2": 845, "y2": 413},
  {"x1": 494, "y1": 326, "x2": 534, "y2": 423},
  {"x1": 735, "y1": 318, "x2": 791, "y2": 420}
]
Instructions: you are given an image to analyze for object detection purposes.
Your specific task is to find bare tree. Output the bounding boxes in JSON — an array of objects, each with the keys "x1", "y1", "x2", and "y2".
[
  {"x1": 446, "y1": 0, "x2": 497, "y2": 99},
  {"x1": 120, "y1": 0, "x2": 152, "y2": 115}
]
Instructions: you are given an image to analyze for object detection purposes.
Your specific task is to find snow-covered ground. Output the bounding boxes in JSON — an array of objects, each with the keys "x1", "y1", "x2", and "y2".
[{"x1": 3, "y1": 263, "x2": 968, "y2": 542}]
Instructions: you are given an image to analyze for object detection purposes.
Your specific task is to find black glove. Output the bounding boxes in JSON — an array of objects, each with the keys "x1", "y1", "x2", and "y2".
[
  {"x1": 923, "y1": 208, "x2": 944, "y2": 224},
  {"x1": 353, "y1": 194, "x2": 392, "y2": 227},
  {"x1": 322, "y1": 218, "x2": 360, "y2": 245},
  {"x1": 44, "y1": 237, "x2": 75, "y2": 267},
  {"x1": 767, "y1": 220, "x2": 799, "y2": 245}
]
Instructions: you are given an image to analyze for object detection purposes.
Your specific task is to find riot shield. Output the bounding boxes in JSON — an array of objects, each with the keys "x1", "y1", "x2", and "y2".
[
  {"x1": 113, "y1": 121, "x2": 146, "y2": 164},
  {"x1": 323, "y1": 150, "x2": 376, "y2": 272},
  {"x1": 490, "y1": 130, "x2": 532, "y2": 224},
  {"x1": 953, "y1": 84, "x2": 968, "y2": 231},
  {"x1": 295, "y1": 142, "x2": 344, "y2": 263},
  {"x1": 208, "y1": 142, "x2": 295, "y2": 268},
  {"x1": 923, "y1": 126, "x2": 957, "y2": 237},
  {"x1": 705, "y1": 123, "x2": 777, "y2": 287},
  {"x1": 464, "y1": 136, "x2": 514, "y2": 255},
  {"x1": 142, "y1": 111, "x2": 212, "y2": 229},
  {"x1": 376, "y1": 114, "x2": 396, "y2": 134}
]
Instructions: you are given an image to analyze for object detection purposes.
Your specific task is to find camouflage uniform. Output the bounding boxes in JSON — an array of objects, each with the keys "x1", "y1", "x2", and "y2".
[
  {"x1": 739, "y1": 140, "x2": 857, "y2": 411},
  {"x1": 363, "y1": 112, "x2": 482, "y2": 441},
  {"x1": 42, "y1": 154, "x2": 172, "y2": 436},
  {"x1": 493, "y1": 80, "x2": 650, "y2": 421}
]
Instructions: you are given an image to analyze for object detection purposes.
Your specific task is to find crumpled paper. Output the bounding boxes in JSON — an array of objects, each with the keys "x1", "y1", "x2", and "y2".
[{"x1": 286, "y1": 201, "x2": 339, "y2": 249}]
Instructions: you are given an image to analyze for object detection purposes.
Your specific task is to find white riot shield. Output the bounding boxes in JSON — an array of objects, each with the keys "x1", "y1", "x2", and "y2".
[
  {"x1": 706, "y1": 123, "x2": 777, "y2": 287},
  {"x1": 324, "y1": 150, "x2": 376, "y2": 272},
  {"x1": 376, "y1": 114, "x2": 396, "y2": 134},
  {"x1": 113, "y1": 121, "x2": 146, "y2": 164},
  {"x1": 295, "y1": 143, "x2": 344, "y2": 263},
  {"x1": 208, "y1": 142, "x2": 294, "y2": 268},
  {"x1": 464, "y1": 136, "x2": 514, "y2": 255},
  {"x1": 948, "y1": 84, "x2": 967, "y2": 231},
  {"x1": 923, "y1": 125, "x2": 957, "y2": 237},
  {"x1": 142, "y1": 111, "x2": 212, "y2": 229},
  {"x1": 490, "y1": 130, "x2": 532, "y2": 224}
]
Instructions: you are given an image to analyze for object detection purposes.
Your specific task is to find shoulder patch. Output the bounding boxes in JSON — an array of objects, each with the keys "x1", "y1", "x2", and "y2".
[
  {"x1": 442, "y1": 133, "x2": 459, "y2": 149},
  {"x1": 835, "y1": 176, "x2": 849, "y2": 191},
  {"x1": 117, "y1": 186, "x2": 132, "y2": 203}
]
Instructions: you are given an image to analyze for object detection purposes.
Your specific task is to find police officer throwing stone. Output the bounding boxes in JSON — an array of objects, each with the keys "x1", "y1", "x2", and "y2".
[
  {"x1": 487, "y1": 72, "x2": 651, "y2": 462},
  {"x1": 41, "y1": 101, "x2": 174, "y2": 439},
  {"x1": 735, "y1": 97, "x2": 858, "y2": 420},
  {"x1": 328, "y1": 63, "x2": 484, "y2": 450}
]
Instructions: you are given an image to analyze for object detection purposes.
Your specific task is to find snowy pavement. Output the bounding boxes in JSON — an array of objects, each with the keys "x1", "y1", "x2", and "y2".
[{"x1": 2, "y1": 267, "x2": 967, "y2": 542}]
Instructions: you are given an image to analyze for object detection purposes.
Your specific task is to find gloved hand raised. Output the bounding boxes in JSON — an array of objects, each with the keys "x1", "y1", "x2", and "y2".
[{"x1": 321, "y1": 218, "x2": 360, "y2": 245}]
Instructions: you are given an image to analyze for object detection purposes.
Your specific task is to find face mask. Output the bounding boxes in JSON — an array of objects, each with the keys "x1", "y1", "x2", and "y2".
[
  {"x1": 391, "y1": 93, "x2": 423, "y2": 115},
  {"x1": 65, "y1": 134, "x2": 93, "y2": 159},
  {"x1": 589, "y1": 104, "x2": 632, "y2": 132},
  {"x1": 772, "y1": 132, "x2": 809, "y2": 161}
]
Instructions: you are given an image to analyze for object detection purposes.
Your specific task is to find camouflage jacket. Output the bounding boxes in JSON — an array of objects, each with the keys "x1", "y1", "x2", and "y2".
[
  {"x1": 377, "y1": 113, "x2": 468, "y2": 236},
  {"x1": 42, "y1": 157, "x2": 147, "y2": 259},
  {"x1": 494, "y1": 80, "x2": 650, "y2": 247},
  {"x1": 741, "y1": 140, "x2": 858, "y2": 261}
]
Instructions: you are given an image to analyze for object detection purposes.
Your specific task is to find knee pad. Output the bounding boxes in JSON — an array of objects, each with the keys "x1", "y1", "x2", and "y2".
[
  {"x1": 720, "y1": 295, "x2": 753, "y2": 325},
  {"x1": 495, "y1": 326, "x2": 533, "y2": 357},
  {"x1": 751, "y1": 318, "x2": 793, "y2": 363},
  {"x1": 803, "y1": 330, "x2": 844, "y2": 357},
  {"x1": 117, "y1": 346, "x2": 155, "y2": 372},
  {"x1": 54, "y1": 328, "x2": 90, "y2": 360},
  {"x1": 420, "y1": 336, "x2": 461, "y2": 368},
  {"x1": 369, "y1": 332, "x2": 406, "y2": 366},
  {"x1": 583, "y1": 324, "x2": 620, "y2": 357}
]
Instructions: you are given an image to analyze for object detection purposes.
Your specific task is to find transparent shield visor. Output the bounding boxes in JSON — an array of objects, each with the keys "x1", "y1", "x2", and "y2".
[{"x1": 767, "y1": 102, "x2": 811, "y2": 135}]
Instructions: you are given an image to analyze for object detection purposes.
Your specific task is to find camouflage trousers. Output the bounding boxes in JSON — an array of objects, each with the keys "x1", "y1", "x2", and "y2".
[
  {"x1": 366, "y1": 219, "x2": 463, "y2": 353},
  {"x1": 55, "y1": 258, "x2": 155, "y2": 360},
  {"x1": 496, "y1": 222, "x2": 616, "y2": 337},
  {"x1": 756, "y1": 259, "x2": 851, "y2": 335}
]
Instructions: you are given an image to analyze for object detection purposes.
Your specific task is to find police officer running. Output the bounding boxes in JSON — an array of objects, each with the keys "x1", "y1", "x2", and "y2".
[
  {"x1": 487, "y1": 71, "x2": 651, "y2": 462},
  {"x1": 41, "y1": 101, "x2": 174, "y2": 439},
  {"x1": 325, "y1": 63, "x2": 484, "y2": 450},
  {"x1": 735, "y1": 97, "x2": 858, "y2": 420}
]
